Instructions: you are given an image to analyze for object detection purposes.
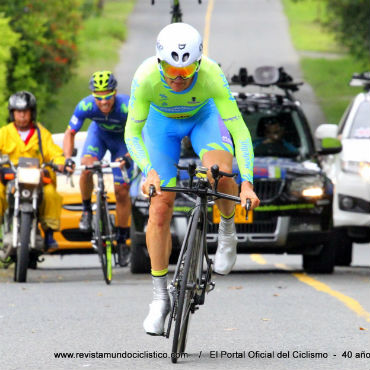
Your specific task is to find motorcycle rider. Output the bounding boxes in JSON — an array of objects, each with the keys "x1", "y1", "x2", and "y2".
[{"x1": 0, "y1": 91, "x2": 66, "y2": 251}]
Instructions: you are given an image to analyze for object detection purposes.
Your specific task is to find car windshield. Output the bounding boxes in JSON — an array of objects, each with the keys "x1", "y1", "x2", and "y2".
[
  {"x1": 348, "y1": 100, "x2": 370, "y2": 139},
  {"x1": 179, "y1": 109, "x2": 310, "y2": 159},
  {"x1": 242, "y1": 110, "x2": 309, "y2": 157}
]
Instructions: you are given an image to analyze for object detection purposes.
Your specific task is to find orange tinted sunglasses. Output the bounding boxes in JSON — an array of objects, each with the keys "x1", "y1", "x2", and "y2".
[{"x1": 160, "y1": 61, "x2": 199, "y2": 80}]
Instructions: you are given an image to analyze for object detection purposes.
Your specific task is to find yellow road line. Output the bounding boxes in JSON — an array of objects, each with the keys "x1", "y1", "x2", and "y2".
[
  {"x1": 293, "y1": 272, "x2": 370, "y2": 323},
  {"x1": 203, "y1": 0, "x2": 214, "y2": 56},
  {"x1": 250, "y1": 254, "x2": 267, "y2": 265},
  {"x1": 252, "y1": 257, "x2": 370, "y2": 323}
]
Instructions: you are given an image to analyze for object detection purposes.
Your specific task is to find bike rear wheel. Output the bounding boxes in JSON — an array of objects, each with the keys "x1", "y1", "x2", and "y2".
[
  {"x1": 171, "y1": 208, "x2": 202, "y2": 363},
  {"x1": 15, "y1": 212, "x2": 32, "y2": 282},
  {"x1": 94, "y1": 197, "x2": 113, "y2": 284}
]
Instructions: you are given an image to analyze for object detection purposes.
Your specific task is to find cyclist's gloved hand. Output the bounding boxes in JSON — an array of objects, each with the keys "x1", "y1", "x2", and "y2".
[
  {"x1": 116, "y1": 156, "x2": 133, "y2": 170},
  {"x1": 123, "y1": 156, "x2": 133, "y2": 169},
  {"x1": 64, "y1": 158, "x2": 75, "y2": 174}
]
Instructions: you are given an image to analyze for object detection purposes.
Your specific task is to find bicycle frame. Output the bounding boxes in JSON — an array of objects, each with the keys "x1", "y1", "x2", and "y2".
[
  {"x1": 75, "y1": 161, "x2": 122, "y2": 283},
  {"x1": 165, "y1": 176, "x2": 214, "y2": 337}
]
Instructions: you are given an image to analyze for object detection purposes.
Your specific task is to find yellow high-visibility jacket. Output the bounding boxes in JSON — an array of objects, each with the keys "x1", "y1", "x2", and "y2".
[
  {"x1": 0, "y1": 122, "x2": 64, "y2": 165},
  {"x1": 0, "y1": 122, "x2": 65, "y2": 230}
]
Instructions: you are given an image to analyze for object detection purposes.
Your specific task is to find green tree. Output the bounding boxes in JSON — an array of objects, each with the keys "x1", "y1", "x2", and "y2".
[
  {"x1": 0, "y1": 1, "x2": 82, "y2": 115},
  {"x1": 324, "y1": 0, "x2": 370, "y2": 65},
  {"x1": 293, "y1": 0, "x2": 370, "y2": 65},
  {"x1": 0, "y1": 14, "x2": 19, "y2": 125}
]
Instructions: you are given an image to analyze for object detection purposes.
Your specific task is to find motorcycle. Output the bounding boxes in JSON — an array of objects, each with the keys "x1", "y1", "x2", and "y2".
[{"x1": 0, "y1": 155, "x2": 60, "y2": 282}]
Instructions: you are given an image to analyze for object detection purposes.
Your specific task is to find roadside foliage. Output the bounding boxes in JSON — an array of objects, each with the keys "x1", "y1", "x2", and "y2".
[
  {"x1": 323, "y1": 0, "x2": 370, "y2": 65},
  {"x1": 291, "y1": 0, "x2": 370, "y2": 66},
  {"x1": 0, "y1": 15, "x2": 19, "y2": 125},
  {"x1": 0, "y1": 0, "x2": 83, "y2": 124}
]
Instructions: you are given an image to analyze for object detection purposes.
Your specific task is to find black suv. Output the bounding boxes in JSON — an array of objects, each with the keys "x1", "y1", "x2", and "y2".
[{"x1": 129, "y1": 66, "x2": 342, "y2": 274}]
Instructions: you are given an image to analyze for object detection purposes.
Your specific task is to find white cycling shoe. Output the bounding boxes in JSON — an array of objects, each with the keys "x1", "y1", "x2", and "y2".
[
  {"x1": 214, "y1": 216, "x2": 238, "y2": 275},
  {"x1": 143, "y1": 275, "x2": 170, "y2": 336},
  {"x1": 143, "y1": 299, "x2": 170, "y2": 336}
]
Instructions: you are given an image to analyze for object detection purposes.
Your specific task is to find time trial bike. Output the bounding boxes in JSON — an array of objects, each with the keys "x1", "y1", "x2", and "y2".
[{"x1": 149, "y1": 163, "x2": 251, "y2": 363}]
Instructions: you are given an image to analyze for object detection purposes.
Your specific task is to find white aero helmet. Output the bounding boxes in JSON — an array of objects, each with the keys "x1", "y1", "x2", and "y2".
[{"x1": 156, "y1": 23, "x2": 203, "y2": 67}]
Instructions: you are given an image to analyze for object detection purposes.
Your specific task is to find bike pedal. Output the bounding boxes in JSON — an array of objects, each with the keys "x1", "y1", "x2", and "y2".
[{"x1": 206, "y1": 281, "x2": 215, "y2": 293}]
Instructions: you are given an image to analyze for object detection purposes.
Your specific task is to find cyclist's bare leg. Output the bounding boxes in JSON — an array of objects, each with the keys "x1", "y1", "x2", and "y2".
[
  {"x1": 79, "y1": 155, "x2": 97, "y2": 230},
  {"x1": 114, "y1": 183, "x2": 132, "y2": 265},
  {"x1": 202, "y1": 150, "x2": 238, "y2": 214},
  {"x1": 114, "y1": 183, "x2": 131, "y2": 227},
  {"x1": 146, "y1": 191, "x2": 175, "y2": 270},
  {"x1": 143, "y1": 191, "x2": 175, "y2": 335},
  {"x1": 80, "y1": 155, "x2": 97, "y2": 200},
  {"x1": 202, "y1": 150, "x2": 239, "y2": 275}
]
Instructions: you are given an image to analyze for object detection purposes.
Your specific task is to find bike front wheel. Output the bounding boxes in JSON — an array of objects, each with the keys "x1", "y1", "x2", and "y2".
[
  {"x1": 171, "y1": 209, "x2": 203, "y2": 363},
  {"x1": 94, "y1": 198, "x2": 113, "y2": 285},
  {"x1": 15, "y1": 212, "x2": 32, "y2": 282}
]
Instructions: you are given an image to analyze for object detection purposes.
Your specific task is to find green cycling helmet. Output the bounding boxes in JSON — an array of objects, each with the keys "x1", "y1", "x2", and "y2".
[{"x1": 89, "y1": 70, "x2": 118, "y2": 92}]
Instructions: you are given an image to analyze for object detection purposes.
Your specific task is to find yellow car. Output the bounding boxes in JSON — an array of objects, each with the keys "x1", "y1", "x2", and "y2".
[{"x1": 51, "y1": 132, "x2": 117, "y2": 252}]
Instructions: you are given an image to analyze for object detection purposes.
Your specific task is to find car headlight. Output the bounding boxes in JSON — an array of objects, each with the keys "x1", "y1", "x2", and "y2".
[
  {"x1": 341, "y1": 160, "x2": 370, "y2": 180},
  {"x1": 289, "y1": 176, "x2": 324, "y2": 198},
  {"x1": 359, "y1": 163, "x2": 370, "y2": 182}
]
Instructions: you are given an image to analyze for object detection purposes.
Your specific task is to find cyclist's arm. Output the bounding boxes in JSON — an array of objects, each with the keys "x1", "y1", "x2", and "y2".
[
  {"x1": 124, "y1": 77, "x2": 153, "y2": 176},
  {"x1": 63, "y1": 128, "x2": 76, "y2": 158},
  {"x1": 63, "y1": 99, "x2": 89, "y2": 158},
  {"x1": 212, "y1": 71, "x2": 254, "y2": 184}
]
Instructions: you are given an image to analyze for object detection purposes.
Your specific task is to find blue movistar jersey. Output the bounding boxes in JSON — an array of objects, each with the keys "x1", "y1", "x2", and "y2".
[{"x1": 68, "y1": 94, "x2": 130, "y2": 133}]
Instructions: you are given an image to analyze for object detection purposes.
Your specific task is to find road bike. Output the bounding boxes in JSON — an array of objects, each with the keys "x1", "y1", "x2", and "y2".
[
  {"x1": 149, "y1": 163, "x2": 251, "y2": 363},
  {"x1": 76, "y1": 161, "x2": 129, "y2": 284}
]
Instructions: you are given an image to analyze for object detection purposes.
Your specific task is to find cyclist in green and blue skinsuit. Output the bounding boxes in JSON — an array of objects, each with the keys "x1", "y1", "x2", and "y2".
[
  {"x1": 125, "y1": 23, "x2": 260, "y2": 335},
  {"x1": 63, "y1": 71, "x2": 132, "y2": 267}
]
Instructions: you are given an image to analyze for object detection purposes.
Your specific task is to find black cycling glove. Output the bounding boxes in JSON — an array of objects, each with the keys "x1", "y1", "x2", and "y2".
[
  {"x1": 64, "y1": 158, "x2": 75, "y2": 173},
  {"x1": 117, "y1": 156, "x2": 133, "y2": 169}
]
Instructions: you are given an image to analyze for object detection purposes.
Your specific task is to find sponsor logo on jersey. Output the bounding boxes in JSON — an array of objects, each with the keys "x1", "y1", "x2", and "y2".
[
  {"x1": 79, "y1": 101, "x2": 93, "y2": 111},
  {"x1": 71, "y1": 115, "x2": 78, "y2": 125},
  {"x1": 187, "y1": 97, "x2": 200, "y2": 104},
  {"x1": 160, "y1": 94, "x2": 168, "y2": 106},
  {"x1": 87, "y1": 145, "x2": 99, "y2": 153},
  {"x1": 220, "y1": 73, "x2": 235, "y2": 102},
  {"x1": 120, "y1": 103, "x2": 128, "y2": 114},
  {"x1": 222, "y1": 135, "x2": 233, "y2": 145}
]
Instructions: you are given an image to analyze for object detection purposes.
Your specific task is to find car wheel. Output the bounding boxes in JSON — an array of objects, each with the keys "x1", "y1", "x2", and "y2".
[
  {"x1": 334, "y1": 228, "x2": 352, "y2": 266},
  {"x1": 303, "y1": 240, "x2": 335, "y2": 274},
  {"x1": 130, "y1": 222, "x2": 151, "y2": 274}
]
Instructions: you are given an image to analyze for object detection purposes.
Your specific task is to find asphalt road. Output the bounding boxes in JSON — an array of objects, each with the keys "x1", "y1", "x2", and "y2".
[
  {"x1": 1, "y1": 1, "x2": 369, "y2": 370},
  {"x1": 0, "y1": 247, "x2": 369, "y2": 370}
]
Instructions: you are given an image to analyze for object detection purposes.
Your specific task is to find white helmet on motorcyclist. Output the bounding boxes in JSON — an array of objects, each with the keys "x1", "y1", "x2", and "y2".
[{"x1": 156, "y1": 22, "x2": 203, "y2": 68}]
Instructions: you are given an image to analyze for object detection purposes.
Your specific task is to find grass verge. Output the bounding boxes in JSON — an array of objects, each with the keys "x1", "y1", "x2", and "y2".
[
  {"x1": 282, "y1": 0, "x2": 340, "y2": 53},
  {"x1": 301, "y1": 57, "x2": 363, "y2": 124},
  {"x1": 282, "y1": 0, "x2": 369, "y2": 124},
  {"x1": 42, "y1": 0, "x2": 135, "y2": 133}
]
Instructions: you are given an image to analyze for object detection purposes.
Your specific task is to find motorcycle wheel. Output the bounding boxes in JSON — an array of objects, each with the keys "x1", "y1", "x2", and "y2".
[{"x1": 15, "y1": 212, "x2": 32, "y2": 282}]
